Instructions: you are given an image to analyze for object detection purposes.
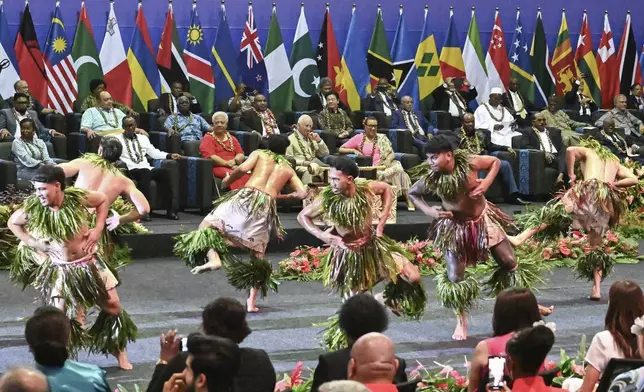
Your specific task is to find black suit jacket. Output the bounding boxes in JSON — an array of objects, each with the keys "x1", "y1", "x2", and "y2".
[
  {"x1": 308, "y1": 92, "x2": 349, "y2": 112},
  {"x1": 363, "y1": 92, "x2": 400, "y2": 112},
  {"x1": 6, "y1": 96, "x2": 45, "y2": 115},
  {"x1": 522, "y1": 127, "x2": 566, "y2": 173},
  {"x1": 310, "y1": 348, "x2": 408, "y2": 392},
  {"x1": 564, "y1": 83, "x2": 598, "y2": 114},
  {"x1": 627, "y1": 94, "x2": 644, "y2": 111},
  {"x1": 239, "y1": 109, "x2": 289, "y2": 135},
  {"x1": 146, "y1": 347, "x2": 276, "y2": 392},
  {"x1": 159, "y1": 93, "x2": 202, "y2": 115},
  {"x1": 501, "y1": 91, "x2": 536, "y2": 117},
  {"x1": 431, "y1": 85, "x2": 477, "y2": 114}
]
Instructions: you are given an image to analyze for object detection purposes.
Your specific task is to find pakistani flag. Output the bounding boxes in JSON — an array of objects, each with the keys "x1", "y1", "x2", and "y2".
[
  {"x1": 290, "y1": 5, "x2": 320, "y2": 111},
  {"x1": 72, "y1": 1, "x2": 103, "y2": 104},
  {"x1": 264, "y1": 5, "x2": 293, "y2": 113},
  {"x1": 462, "y1": 9, "x2": 487, "y2": 102}
]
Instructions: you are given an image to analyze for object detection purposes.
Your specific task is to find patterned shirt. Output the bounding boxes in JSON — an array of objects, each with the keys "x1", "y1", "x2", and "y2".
[
  {"x1": 80, "y1": 107, "x2": 126, "y2": 135},
  {"x1": 540, "y1": 110, "x2": 588, "y2": 133},
  {"x1": 608, "y1": 365, "x2": 644, "y2": 392},
  {"x1": 80, "y1": 94, "x2": 133, "y2": 114},
  {"x1": 163, "y1": 113, "x2": 210, "y2": 142},
  {"x1": 595, "y1": 108, "x2": 643, "y2": 137},
  {"x1": 319, "y1": 108, "x2": 353, "y2": 136}
]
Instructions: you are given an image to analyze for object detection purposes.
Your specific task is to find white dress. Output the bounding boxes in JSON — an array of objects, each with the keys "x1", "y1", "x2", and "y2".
[{"x1": 585, "y1": 330, "x2": 626, "y2": 376}]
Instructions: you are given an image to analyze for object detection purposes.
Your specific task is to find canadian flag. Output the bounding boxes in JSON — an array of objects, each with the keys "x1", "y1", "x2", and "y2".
[
  {"x1": 99, "y1": 2, "x2": 132, "y2": 106},
  {"x1": 485, "y1": 10, "x2": 511, "y2": 93},
  {"x1": 596, "y1": 12, "x2": 617, "y2": 108}
]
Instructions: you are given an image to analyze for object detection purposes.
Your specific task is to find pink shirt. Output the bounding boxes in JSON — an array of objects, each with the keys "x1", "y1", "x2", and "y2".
[{"x1": 342, "y1": 134, "x2": 381, "y2": 165}]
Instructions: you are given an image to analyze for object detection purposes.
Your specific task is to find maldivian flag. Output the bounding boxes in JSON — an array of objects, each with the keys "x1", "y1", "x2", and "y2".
[
  {"x1": 509, "y1": 9, "x2": 534, "y2": 102},
  {"x1": 185, "y1": 3, "x2": 215, "y2": 113},
  {"x1": 390, "y1": 7, "x2": 416, "y2": 99},
  {"x1": 127, "y1": 3, "x2": 160, "y2": 113},
  {"x1": 414, "y1": 6, "x2": 442, "y2": 109},
  {"x1": 367, "y1": 6, "x2": 394, "y2": 91},
  {"x1": 71, "y1": 1, "x2": 103, "y2": 105},
  {"x1": 157, "y1": 3, "x2": 187, "y2": 94},
  {"x1": 551, "y1": 10, "x2": 576, "y2": 95},
  {"x1": 0, "y1": 0, "x2": 19, "y2": 101},
  {"x1": 530, "y1": 10, "x2": 555, "y2": 106},
  {"x1": 264, "y1": 5, "x2": 293, "y2": 113},
  {"x1": 439, "y1": 7, "x2": 466, "y2": 79},
  {"x1": 574, "y1": 12, "x2": 601, "y2": 106},
  {"x1": 212, "y1": 3, "x2": 238, "y2": 107},
  {"x1": 462, "y1": 9, "x2": 487, "y2": 103},
  {"x1": 290, "y1": 4, "x2": 319, "y2": 112},
  {"x1": 339, "y1": 5, "x2": 369, "y2": 111}
]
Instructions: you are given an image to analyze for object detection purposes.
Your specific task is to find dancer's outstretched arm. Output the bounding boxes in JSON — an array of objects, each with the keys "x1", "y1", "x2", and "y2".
[
  {"x1": 615, "y1": 164, "x2": 638, "y2": 188},
  {"x1": 565, "y1": 146, "x2": 585, "y2": 183},
  {"x1": 368, "y1": 181, "x2": 393, "y2": 236},
  {"x1": 507, "y1": 223, "x2": 549, "y2": 248},
  {"x1": 469, "y1": 155, "x2": 500, "y2": 197},
  {"x1": 277, "y1": 174, "x2": 308, "y2": 200},
  {"x1": 222, "y1": 150, "x2": 259, "y2": 188},
  {"x1": 408, "y1": 180, "x2": 452, "y2": 220},
  {"x1": 298, "y1": 198, "x2": 344, "y2": 248}
]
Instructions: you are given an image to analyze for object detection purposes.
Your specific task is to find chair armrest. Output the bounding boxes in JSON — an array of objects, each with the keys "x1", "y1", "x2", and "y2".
[
  {"x1": 66, "y1": 132, "x2": 87, "y2": 160},
  {"x1": 149, "y1": 131, "x2": 181, "y2": 154},
  {"x1": 385, "y1": 129, "x2": 414, "y2": 154},
  {"x1": 181, "y1": 140, "x2": 202, "y2": 157},
  {"x1": 51, "y1": 134, "x2": 67, "y2": 159},
  {"x1": 0, "y1": 159, "x2": 18, "y2": 190},
  {"x1": 44, "y1": 113, "x2": 67, "y2": 135},
  {"x1": 394, "y1": 153, "x2": 421, "y2": 170},
  {"x1": 314, "y1": 130, "x2": 337, "y2": 155},
  {"x1": 170, "y1": 157, "x2": 214, "y2": 211},
  {"x1": 139, "y1": 112, "x2": 159, "y2": 133}
]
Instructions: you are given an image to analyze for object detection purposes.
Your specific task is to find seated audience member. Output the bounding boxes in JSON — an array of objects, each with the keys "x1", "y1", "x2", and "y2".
[
  {"x1": 148, "y1": 297, "x2": 276, "y2": 392},
  {"x1": 595, "y1": 94, "x2": 644, "y2": 145},
  {"x1": 25, "y1": 306, "x2": 111, "y2": 392},
  {"x1": 115, "y1": 115, "x2": 181, "y2": 220},
  {"x1": 364, "y1": 78, "x2": 399, "y2": 115},
  {"x1": 162, "y1": 333, "x2": 240, "y2": 392},
  {"x1": 390, "y1": 95, "x2": 431, "y2": 152},
  {"x1": 12, "y1": 118, "x2": 55, "y2": 180},
  {"x1": 432, "y1": 76, "x2": 478, "y2": 127},
  {"x1": 309, "y1": 77, "x2": 348, "y2": 112},
  {"x1": 159, "y1": 81, "x2": 202, "y2": 116},
  {"x1": 0, "y1": 367, "x2": 48, "y2": 392},
  {"x1": 627, "y1": 83, "x2": 644, "y2": 111},
  {"x1": 541, "y1": 96, "x2": 587, "y2": 147},
  {"x1": 200, "y1": 112, "x2": 250, "y2": 190},
  {"x1": 319, "y1": 91, "x2": 354, "y2": 144},
  {"x1": 474, "y1": 88, "x2": 520, "y2": 148},
  {"x1": 523, "y1": 113, "x2": 566, "y2": 185},
  {"x1": 81, "y1": 91, "x2": 147, "y2": 139},
  {"x1": 339, "y1": 116, "x2": 414, "y2": 210},
  {"x1": 319, "y1": 381, "x2": 372, "y2": 392},
  {"x1": 228, "y1": 83, "x2": 255, "y2": 113},
  {"x1": 0, "y1": 93, "x2": 63, "y2": 142},
  {"x1": 607, "y1": 311, "x2": 644, "y2": 392},
  {"x1": 453, "y1": 113, "x2": 528, "y2": 205},
  {"x1": 286, "y1": 114, "x2": 330, "y2": 185},
  {"x1": 239, "y1": 94, "x2": 289, "y2": 141},
  {"x1": 80, "y1": 78, "x2": 136, "y2": 115},
  {"x1": 502, "y1": 77, "x2": 536, "y2": 127},
  {"x1": 7, "y1": 80, "x2": 53, "y2": 117},
  {"x1": 505, "y1": 323, "x2": 560, "y2": 392},
  {"x1": 597, "y1": 117, "x2": 644, "y2": 165},
  {"x1": 579, "y1": 281, "x2": 644, "y2": 392},
  {"x1": 565, "y1": 73, "x2": 598, "y2": 123},
  {"x1": 311, "y1": 293, "x2": 407, "y2": 392},
  {"x1": 348, "y1": 333, "x2": 399, "y2": 392},
  {"x1": 468, "y1": 288, "x2": 544, "y2": 392},
  {"x1": 164, "y1": 96, "x2": 211, "y2": 142}
]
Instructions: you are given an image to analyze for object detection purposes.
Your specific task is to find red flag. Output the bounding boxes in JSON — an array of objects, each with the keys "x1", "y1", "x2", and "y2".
[
  {"x1": 14, "y1": 3, "x2": 47, "y2": 106},
  {"x1": 596, "y1": 12, "x2": 618, "y2": 108},
  {"x1": 315, "y1": 6, "x2": 341, "y2": 92},
  {"x1": 616, "y1": 13, "x2": 641, "y2": 95},
  {"x1": 485, "y1": 10, "x2": 511, "y2": 91}
]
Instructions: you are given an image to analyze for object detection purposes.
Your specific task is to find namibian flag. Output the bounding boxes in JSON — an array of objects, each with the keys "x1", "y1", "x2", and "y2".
[
  {"x1": 439, "y1": 8, "x2": 466, "y2": 80},
  {"x1": 338, "y1": 6, "x2": 369, "y2": 111},
  {"x1": 127, "y1": 3, "x2": 160, "y2": 113}
]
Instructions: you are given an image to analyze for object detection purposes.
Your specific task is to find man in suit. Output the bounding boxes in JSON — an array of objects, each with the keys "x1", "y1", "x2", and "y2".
[
  {"x1": 501, "y1": 77, "x2": 536, "y2": 128},
  {"x1": 286, "y1": 114, "x2": 330, "y2": 185},
  {"x1": 523, "y1": 112, "x2": 566, "y2": 185},
  {"x1": 158, "y1": 81, "x2": 202, "y2": 116},
  {"x1": 597, "y1": 116, "x2": 644, "y2": 165},
  {"x1": 564, "y1": 73, "x2": 597, "y2": 123},
  {"x1": 239, "y1": 94, "x2": 289, "y2": 147},
  {"x1": 363, "y1": 78, "x2": 400, "y2": 115},
  {"x1": 594, "y1": 94, "x2": 644, "y2": 145},
  {"x1": 147, "y1": 297, "x2": 276, "y2": 392},
  {"x1": 390, "y1": 95, "x2": 431, "y2": 153},
  {"x1": 309, "y1": 77, "x2": 349, "y2": 113},
  {"x1": 311, "y1": 294, "x2": 407, "y2": 392},
  {"x1": 0, "y1": 93, "x2": 63, "y2": 142},
  {"x1": 432, "y1": 77, "x2": 478, "y2": 128},
  {"x1": 7, "y1": 80, "x2": 52, "y2": 117},
  {"x1": 627, "y1": 83, "x2": 644, "y2": 111},
  {"x1": 348, "y1": 333, "x2": 400, "y2": 392}
]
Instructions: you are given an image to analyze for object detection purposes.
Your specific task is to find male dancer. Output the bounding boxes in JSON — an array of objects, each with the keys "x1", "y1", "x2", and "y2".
[
  {"x1": 174, "y1": 135, "x2": 307, "y2": 312},
  {"x1": 7, "y1": 165, "x2": 136, "y2": 369}
]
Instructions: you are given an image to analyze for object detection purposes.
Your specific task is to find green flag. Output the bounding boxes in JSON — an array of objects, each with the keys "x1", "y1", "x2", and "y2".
[
  {"x1": 530, "y1": 10, "x2": 555, "y2": 106},
  {"x1": 290, "y1": 5, "x2": 320, "y2": 112},
  {"x1": 72, "y1": 2, "x2": 103, "y2": 104},
  {"x1": 367, "y1": 7, "x2": 394, "y2": 91},
  {"x1": 264, "y1": 5, "x2": 293, "y2": 113}
]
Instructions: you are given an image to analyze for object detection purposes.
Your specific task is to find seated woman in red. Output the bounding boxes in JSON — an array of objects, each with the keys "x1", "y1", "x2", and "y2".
[{"x1": 199, "y1": 112, "x2": 250, "y2": 190}]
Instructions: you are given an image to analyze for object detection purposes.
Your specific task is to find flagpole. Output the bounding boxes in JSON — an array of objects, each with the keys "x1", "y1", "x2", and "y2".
[{"x1": 399, "y1": 4, "x2": 403, "y2": 16}]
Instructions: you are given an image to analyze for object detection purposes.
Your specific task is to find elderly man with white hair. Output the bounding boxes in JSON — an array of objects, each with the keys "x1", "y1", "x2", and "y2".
[
  {"x1": 474, "y1": 87, "x2": 521, "y2": 148},
  {"x1": 286, "y1": 114, "x2": 330, "y2": 185},
  {"x1": 0, "y1": 367, "x2": 49, "y2": 392},
  {"x1": 200, "y1": 112, "x2": 250, "y2": 190},
  {"x1": 164, "y1": 95, "x2": 212, "y2": 142}
]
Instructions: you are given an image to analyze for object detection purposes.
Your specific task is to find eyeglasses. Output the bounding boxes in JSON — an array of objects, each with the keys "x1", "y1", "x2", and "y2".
[
  {"x1": 364, "y1": 124, "x2": 377, "y2": 128},
  {"x1": 15, "y1": 101, "x2": 29, "y2": 105}
]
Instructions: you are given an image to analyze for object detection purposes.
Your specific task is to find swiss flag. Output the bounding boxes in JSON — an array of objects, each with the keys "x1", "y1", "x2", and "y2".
[
  {"x1": 596, "y1": 12, "x2": 618, "y2": 108},
  {"x1": 485, "y1": 11, "x2": 511, "y2": 91}
]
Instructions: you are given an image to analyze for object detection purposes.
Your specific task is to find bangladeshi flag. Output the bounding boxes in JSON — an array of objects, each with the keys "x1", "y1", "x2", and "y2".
[{"x1": 14, "y1": 3, "x2": 47, "y2": 105}]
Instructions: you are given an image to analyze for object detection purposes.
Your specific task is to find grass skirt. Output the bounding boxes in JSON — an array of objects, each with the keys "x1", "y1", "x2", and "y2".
[
  {"x1": 173, "y1": 227, "x2": 233, "y2": 268},
  {"x1": 383, "y1": 278, "x2": 427, "y2": 320},
  {"x1": 87, "y1": 309, "x2": 138, "y2": 355},
  {"x1": 435, "y1": 269, "x2": 480, "y2": 314},
  {"x1": 478, "y1": 255, "x2": 550, "y2": 296},
  {"x1": 561, "y1": 179, "x2": 628, "y2": 235},
  {"x1": 314, "y1": 313, "x2": 348, "y2": 352},
  {"x1": 225, "y1": 257, "x2": 279, "y2": 298},
  {"x1": 575, "y1": 249, "x2": 615, "y2": 282}
]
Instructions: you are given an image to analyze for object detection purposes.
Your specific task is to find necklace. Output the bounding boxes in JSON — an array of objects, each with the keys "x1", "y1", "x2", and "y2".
[
  {"x1": 255, "y1": 108, "x2": 277, "y2": 135},
  {"x1": 21, "y1": 139, "x2": 44, "y2": 161},
  {"x1": 449, "y1": 91, "x2": 468, "y2": 111},
  {"x1": 601, "y1": 130, "x2": 627, "y2": 154},
  {"x1": 483, "y1": 103, "x2": 506, "y2": 123},
  {"x1": 401, "y1": 110, "x2": 422, "y2": 134},
  {"x1": 459, "y1": 128, "x2": 482, "y2": 154},
  {"x1": 215, "y1": 132, "x2": 234, "y2": 152},
  {"x1": 323, "y1": 108, "x2": 349, "y2": 134},
  {"x1": 124, "y1": 136, "x2": 145, "y2": 163},
  {"x1": 295, "y1": 132, "x2": 315, "y2": 161},
  {"x1": 171, "y1": 113, "x2": 194, "y2": 133},
  {"x1": 509, "y1": 91, "x2": 525, "y2": 114},
  {"x1": 422, "y1": 149, "x2": 472, "y2": 202},
  {"x1": 532, "y1": 127, "x2": 555, "y2": 154},
  {"x1": 98, "y1": 108, "x2": 119, "y2": 128},
  {"x1": 358, "y1": 134, "x2": 377, "y2": 160}
]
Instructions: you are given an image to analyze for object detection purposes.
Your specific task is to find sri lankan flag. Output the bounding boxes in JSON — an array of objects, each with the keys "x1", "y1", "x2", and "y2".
[
  {"x1": 574, "y1": 12, "x2": 601, "y2": 105},
  {"x1": 367, "y1": 6, "x2": 394, "y2": 91},
  {"x1": 415, "y1": 6, "x2": 442, "y2": 106},
  {"x1": 439, "y1": 7, "x2": 466, "y2": 79},
  {"x1": 550, "y1": 10, "x2": 576, "y2": 95}
]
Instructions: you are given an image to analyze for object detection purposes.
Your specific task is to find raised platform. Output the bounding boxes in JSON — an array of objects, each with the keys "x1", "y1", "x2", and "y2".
[{"x1": 123, "y1": 203, "x2": 536, "y2": 259}]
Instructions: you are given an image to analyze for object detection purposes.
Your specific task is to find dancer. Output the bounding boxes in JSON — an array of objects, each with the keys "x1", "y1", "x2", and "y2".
[
  {"x1": 7, "y1": 165, "x2": 137, "y2": 370},
  {"x1": 298, "y1": 157, "x2": 424, "y2": 318},
  {"x1": 408, "y1": 135, "x2": 547, "y2": 340},
  {"x1": 174, "y1": 135, "x2": 307, "y2": 312},
  {"x1": 563, "y1": 139, "x2": 638, "y2": 300}
]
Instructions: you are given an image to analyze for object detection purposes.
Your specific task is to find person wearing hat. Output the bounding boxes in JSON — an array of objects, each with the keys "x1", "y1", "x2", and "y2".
[{"x1": 474, "y1": 87, "x2": 521, "y2": 148}]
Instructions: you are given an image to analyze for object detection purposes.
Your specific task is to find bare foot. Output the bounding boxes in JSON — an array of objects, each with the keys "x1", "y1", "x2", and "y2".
[
  {"x1": 539, "y1": 304, "x2": 554, "y2": 316},
  {"x1": 452, "y1": 313, "x2": 467, "y2": 341},
  {"x1": 589, "y1": 285, "x2": 601, "y2": 301},
  {"x1": 406, "y1": 200, "x2": 416, "y2": 211},
  {"x1": 246, "y1": 298, "x2": 259, "y2": 313},
  {"x1": 114, "y1": 351, "x2": 132, "y2": 371}
]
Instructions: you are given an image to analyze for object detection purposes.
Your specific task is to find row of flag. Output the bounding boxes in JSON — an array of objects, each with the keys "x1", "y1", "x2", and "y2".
[{"x1": 2, "y1": 1, "x2": 644, "y2": 116}]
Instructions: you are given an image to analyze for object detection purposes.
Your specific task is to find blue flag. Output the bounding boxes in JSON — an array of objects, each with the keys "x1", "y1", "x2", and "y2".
[
  {"x1": 238, "y1": 5, "x2": 267, "y2": 97},
  {"x1": 390, "y1": 9, "x2": 417, "y2": 106},
  {"x1": 509, "y1": 9, "x2": 535, "y2": 102},
  {"x1": 0, "y1": 0, "x2": 20, "y2": 100},
  {"x1": 212, "y1": 4, "x2": 239, "y2": 107},
  {"x1": 339, "y1": 7, "x2": 369, "y2": 111}
]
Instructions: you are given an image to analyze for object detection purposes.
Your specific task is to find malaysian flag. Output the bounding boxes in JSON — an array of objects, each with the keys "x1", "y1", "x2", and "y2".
[
  {"x1": 238, "y1": 5, "x2": 267, "y2": 96},
  {"x1": 43, "y1": 1, "x2": 77, "y2": 113}
]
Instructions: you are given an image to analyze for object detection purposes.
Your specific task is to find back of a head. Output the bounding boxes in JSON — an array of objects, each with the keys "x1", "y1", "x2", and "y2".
[
  {"x1": 606, "y1": 280, "x2": 644, "y2": 358},
  {"x1": 349, "y1": 333, "x2": 397, "y2": 384},
  {"x1": 267, "y1": 134, "x2": 289, "y2": 156},
  {"x1": 32, "y1": 165, "x2": 66, "y2": 191},
  {"x1": 506, "y1": 325, "x2": 555, "y2": 375},
  {"x1": 0, "y1": 367, "x2": 49, "y2": 392},
  {"x1": 187, "y1": 332, "x2": 241, "y2": 392},
  {"x1": 202, "y1": 297, "x2": 251, "y2": 344},
  {"x1": 423, "y1": 135, "x2": 455, "y2": 156},
  {"x1": 100, "y1": 137, "x2": 123, "y2": 163},
  {"x1": 492, "y1": 288, "x2": 542, "y2": 336},
  {"x1": 339, "y1": 293, "x2": 389, "y2": 343},
  {"x1": 319, "y1": 380, "x2": 371, "y2": 392},
  {"x1": 330, "y1": 156, "x2": 359, "y2": 179},
  {"x1": 25, "y1": 306, "x2": 70, "y2": 367}
]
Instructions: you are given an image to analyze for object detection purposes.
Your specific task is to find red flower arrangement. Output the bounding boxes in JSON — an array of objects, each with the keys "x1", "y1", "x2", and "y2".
[
  {"x1": 403, "y1": 238, "x2": 444, "y2": 275},
  {"x1": 276, "y1": 246, "x2": 328, "y2": 281},
  {"x1": 533, "y1": 231, "x2": 639, "y2": 265}
]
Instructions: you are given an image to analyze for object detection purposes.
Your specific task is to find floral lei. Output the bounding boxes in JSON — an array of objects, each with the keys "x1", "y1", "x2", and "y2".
[
  {"x1": 255, "y1": 108, "x2": 277, "y2": 135},
  {"x1": 20, "y1": 139, "x2": 44, "y2": 161},
  {"x1": 422, "y1": 149, "x2": 472, "y2": 202},
  {"x1": 98, "y1": 108, "x2": 119, "y2": 128},
  {"x1": 295, "y1": 132, "x2": 315, "y2": 161},
  {"x1": 532, "y1": 127, "x2": 556, "y2": 154},
  {"x1": 358, "y1": 134, "x2": 378, "y2": 160},
  {"x1": 458, "y1": 128, "x2": 482, "y2": 154},
  {"x1": 171, "y1": 113, "x2": 194, "y2": 133},
  {"x1": 124, "y1": 136, "x2": 145, "y2": 163},
  {"x1": 402, "y1": 110, "x2": 422, "y2": 133},
  {"x1": 323, "y1": 108, "x2": 349, "y2": 134},
  {"x1": 482, "y1": 103, "x2": 507, "y2": 123},
  {"x1": 600, "y1": 130, "x2": 628, "y2": 154},
  {"x1": 214, "y1": 132, "x2": 234, "y2": 153}
]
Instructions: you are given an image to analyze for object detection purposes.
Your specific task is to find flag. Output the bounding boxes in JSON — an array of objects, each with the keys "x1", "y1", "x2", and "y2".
[
  {"x1": 367, "y1": 6, "x2": 394, "y2": 91},
  {"x1": 530, "y1": 10, "x2": 555, "y2": 106},
  {"x1": 485, "y1": 10, "x2": 511, "y2": 93},
  {"x1": 290, "y1": 5, "x2": 319, "y2": 112},
  {"x1": 127, "y1": 3, "x2": 160, "y2": 113},
  {"x1": 315, "y1": 5, "x2": 341, "y2": 90},
  {"x1": 597, "y1": 12, "x2": 617, "y2": 108},
  {"x1": 212, "y1": 3, "x2": 238, "y2": 107},
  {"x1": 616, "y1": 13, "x2": 641, "y2": 96},
  {"x1": 100, "y1": 1, "x2": 131, "y2": 107},
  {"x1": 640, "y1": 46, "x2": 644, "y2": 85},
  {"x1": 462, "y1": 9, "x2": 487, "y2": 103},
  {"x1": 185, "y1": 2, "x2": 215, "y2": 113},
  {"x1": 0, "y1": 0, "x2": 19, "y2": 100},
  {"x1": 551, "y1": 11, "x2": 577, "y2": 95},
  {"x1": 415, "y1": 6, "x2": 442, "y2": 109},
  {"x1": 509, "y1": 9, "x2": 534, "y2": 101},
  {"x1": 238, "y1": 5, "x2": 267, "y2": 97},
  {"x1": 157, "y1": 3, "x2": 188, "y2": 94},
  {"x1": 574, "y1": 12, "x2": 601, "y2": 106},
  {"x1": 14, "y1": 3, "x2": 47, "y2": 105},
  {"x1": 264, "y1": 5, "x2": 293, "y2": 113},
  {"x1": 43, "y1": 1, "x2": 76, "y2": 114},
  {"x1": 440, "y1": 8, "x2": 466, "y2": 80},
  {"x1": 71, "y1": 1, "x2": 103, "y2": 105},
  {"x1": 390, "y1": 7, "x2": 416, "y2": 99},
  {"x1": 338, "y1": 5, "x2": 369, "y2": 111}
]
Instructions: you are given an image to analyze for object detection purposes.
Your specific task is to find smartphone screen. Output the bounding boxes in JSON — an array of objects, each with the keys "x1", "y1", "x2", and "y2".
[{"x1": 488, "y1": 356, "x2": 506, "y2": 390}]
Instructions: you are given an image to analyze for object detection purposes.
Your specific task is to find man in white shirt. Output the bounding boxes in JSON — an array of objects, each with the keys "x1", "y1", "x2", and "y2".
[
  {"x1": 474, "y1": 87, "x2": 521, "y2": 148},
  {"x1": 115, "y1": 115, "x2": 182, "y2": 220},
  {"x1": 524, "y1": 112, "x2": 566, "y2": 185},
  {"x1": 431, "y1": 77, "x2": 478, "y2": 128}
]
